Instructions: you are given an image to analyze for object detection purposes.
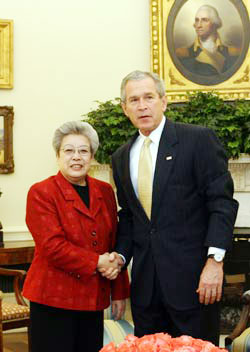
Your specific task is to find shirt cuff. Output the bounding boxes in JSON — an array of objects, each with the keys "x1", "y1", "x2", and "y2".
[
  {"x1": 118, "y1": 254, "x2": 126, "y2": 265},
  {"x1": 207, "y1": 247, "x2": 226, "y2": 259}
]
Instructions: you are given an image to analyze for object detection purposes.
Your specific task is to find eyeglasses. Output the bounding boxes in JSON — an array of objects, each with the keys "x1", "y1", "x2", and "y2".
[{"x1": 60, "y1": 144, "x2": 91, "y2": 157}]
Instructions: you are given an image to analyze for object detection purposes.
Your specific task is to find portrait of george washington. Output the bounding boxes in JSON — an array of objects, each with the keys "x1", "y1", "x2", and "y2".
[{"x1": 166, "y1": 0, "x2": 250, "y2": 86}]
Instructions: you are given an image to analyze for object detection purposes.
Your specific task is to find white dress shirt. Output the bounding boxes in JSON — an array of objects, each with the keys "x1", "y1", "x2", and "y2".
[{"x1": 130, "y1": 115, "x2": 165, "y2": 197}]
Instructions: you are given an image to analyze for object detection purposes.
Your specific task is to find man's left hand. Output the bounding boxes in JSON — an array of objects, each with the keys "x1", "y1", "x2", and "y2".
[
  {"x1": 196, "y1": 258, "x2": 223, "y2": 305},
  {"x1": 111, "y1": 299, "x2": 126, "y2": 320}
]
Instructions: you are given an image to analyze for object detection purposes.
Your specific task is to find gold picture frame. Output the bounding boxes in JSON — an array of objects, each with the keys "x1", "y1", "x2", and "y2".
[
  {"x1": 0, "y1": 19, "x2": 13, "y2": 89},
  {"x1": 0, "y1": 106, "x2": 14, "y2": 174},
  {"x1": 150, "y1": 0, "x2": 250, "y2": 102}
]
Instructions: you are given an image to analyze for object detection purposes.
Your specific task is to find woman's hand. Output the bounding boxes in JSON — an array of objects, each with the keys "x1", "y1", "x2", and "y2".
[
  {"x1": 97, "y1": 253, "x2": 121, "y2": 280},
  {"x1": 97, "y1": 252, "x2": 124, "y2": 280}
]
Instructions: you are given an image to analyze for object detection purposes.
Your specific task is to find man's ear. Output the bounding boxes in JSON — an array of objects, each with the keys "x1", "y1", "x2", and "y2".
[
  {"x1": 162, "y1": 96, "x2": 167, "y2": 112},
  {"x1": 121, "y1": 102, "x2": 129, "y2": 118}
]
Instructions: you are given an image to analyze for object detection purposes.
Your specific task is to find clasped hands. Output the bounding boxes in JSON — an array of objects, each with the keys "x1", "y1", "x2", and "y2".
[{"x1": 97, "y1": 252, "x2": 124, "y2": 280}]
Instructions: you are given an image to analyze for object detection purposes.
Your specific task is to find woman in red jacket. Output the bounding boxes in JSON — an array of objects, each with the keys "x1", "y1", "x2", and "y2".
[{"x1": 23, "y1": 121, "x2": 130, "y2": 352}]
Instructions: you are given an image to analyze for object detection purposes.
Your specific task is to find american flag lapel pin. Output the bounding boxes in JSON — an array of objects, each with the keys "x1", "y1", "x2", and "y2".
[{"x1": 166, "y1": 156, "x2": 173, "y2": 161}]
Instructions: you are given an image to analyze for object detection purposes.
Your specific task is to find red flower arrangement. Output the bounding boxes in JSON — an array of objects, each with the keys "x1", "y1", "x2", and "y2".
[{"x1": 100, "y1": 333, "x2": 226, "y2": 352}]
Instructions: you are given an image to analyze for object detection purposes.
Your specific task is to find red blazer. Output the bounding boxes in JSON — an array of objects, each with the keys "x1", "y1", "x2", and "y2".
[{"x1": 23, "y1": 171, "x2": 130, "y2": 311}]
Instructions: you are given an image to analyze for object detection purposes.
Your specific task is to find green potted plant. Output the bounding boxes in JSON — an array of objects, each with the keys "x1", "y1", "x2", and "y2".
[
  {"x1": 83, "y1": 92, "x2": 250, "y2": 163},
  {"x1": 167, "y1": 92, "x2": 250, "y2": 159}
]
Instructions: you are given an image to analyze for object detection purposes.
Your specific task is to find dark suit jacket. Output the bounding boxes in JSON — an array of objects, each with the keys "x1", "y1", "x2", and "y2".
[{"x1": 112, "y1": 118, "x2": 238, "y2": 311}]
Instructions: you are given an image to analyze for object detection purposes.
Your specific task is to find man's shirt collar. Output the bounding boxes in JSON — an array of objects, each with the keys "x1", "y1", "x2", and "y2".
[
  {"x1": 138, "y1": 115, "x2": 166, "y2": 146},
  {"x1": 194, "y1": 34, "x2": 223, "y2": 52}
]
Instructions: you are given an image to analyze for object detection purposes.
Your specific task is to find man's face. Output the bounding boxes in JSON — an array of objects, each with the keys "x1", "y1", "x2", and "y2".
[
  {"x1": 194, "y1": 9, "x2": 215, "y2": 40},
  {"x1": 122, "y1": 77, "x2": 167, "y2": 136}
]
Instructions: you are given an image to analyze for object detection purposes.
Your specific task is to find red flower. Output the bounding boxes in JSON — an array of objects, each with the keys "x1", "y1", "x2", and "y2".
[
  {"x1": 100, "y1": 341, "x2": 116, "y2": 352},
  {"x1": 100, "y1": 333, "x2": 227, "y2": 352}
]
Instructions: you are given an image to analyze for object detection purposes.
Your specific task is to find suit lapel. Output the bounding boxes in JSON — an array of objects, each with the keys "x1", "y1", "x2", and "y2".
[
  {"x1": 87, "y1": 176, "x2": 102, "y2": 217},
  {"x1": 151, "y1": 119, "x2": 178, "y2": 220},
  {"x1": 55, "y1": 172, "x2": 102, "y2": 219},
  {"x1": 117, "y1": 135, "x2": 150, "y2": 223},
  {"x1": 116, "y1": 120, "x2": 178, "y2": 223},
  {"x1": 119, "y1": 135, "x2": 139, "y2": 204}
]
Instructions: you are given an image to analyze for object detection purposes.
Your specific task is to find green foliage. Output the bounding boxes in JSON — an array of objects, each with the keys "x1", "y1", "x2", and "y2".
[
  {"x1": 83, "y1": 93, "x2": 250, "y2": 164},
  {"x1": 167, "y1": 92, "x2": 250, "y2": 159}
]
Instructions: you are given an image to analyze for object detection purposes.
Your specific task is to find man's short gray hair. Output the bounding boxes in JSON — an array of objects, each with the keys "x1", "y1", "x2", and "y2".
[
  {"x1": 120, "y1": 70, "x2": 166, "y2": 103},
  {"x1": 52, "y1": 120, "x2": 99, "y2": 156},
  {"x1": 196, "y1": 5, "x2": 222, "y2": 29}
]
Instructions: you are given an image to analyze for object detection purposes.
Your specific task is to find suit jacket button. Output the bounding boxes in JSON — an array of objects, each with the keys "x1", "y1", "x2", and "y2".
[
  {"x1": 92, "y1": 240, "x2": 97, "y2": 246},
  {"x1": 76, "y1": 274, "x2": 81, "y2": 279},
  {"x1": 91, "y1": 231, "x2": 96, "y2": 236},
  {"x1": 150, "y1": 228, "x2": 156, "y2": 235}
]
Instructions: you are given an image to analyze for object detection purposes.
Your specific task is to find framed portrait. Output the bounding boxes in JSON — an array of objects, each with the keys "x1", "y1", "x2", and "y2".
[
  {"x1": 0, "y1": 19, "x2": 13, "y2": 89},
  {"x1": 0, "y1": 106, "x2": 14, "y2": 174},
  {"x1": 150, "y1": 0, "x2": 250, "y2": 102}
]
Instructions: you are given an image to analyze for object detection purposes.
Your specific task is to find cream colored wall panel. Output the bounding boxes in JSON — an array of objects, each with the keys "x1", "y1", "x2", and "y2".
[{"x1": 0, "y1": 0, "x2": 150, "y2": 231}]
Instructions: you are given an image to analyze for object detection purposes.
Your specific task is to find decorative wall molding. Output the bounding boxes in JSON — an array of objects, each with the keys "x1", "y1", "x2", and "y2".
[
  {"x1": 3, "y1": 226, "x2": 32, "y2": 242},
  {"x1": 229, "y1": 154, "x2": 250, "y2": 192},
  {"x1": 89, "y1": 159, "x2": 115, "y2": 188}
]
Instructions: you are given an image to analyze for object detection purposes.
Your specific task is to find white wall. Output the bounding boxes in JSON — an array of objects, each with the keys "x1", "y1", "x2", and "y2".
[{"x1": 0, "y1": 0, "x2": 150, "y2": 239}]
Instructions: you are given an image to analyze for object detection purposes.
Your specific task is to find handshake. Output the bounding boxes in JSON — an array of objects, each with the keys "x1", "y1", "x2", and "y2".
[{"x1": 97, "y1": 252, "x2": 124, "y2": 280}]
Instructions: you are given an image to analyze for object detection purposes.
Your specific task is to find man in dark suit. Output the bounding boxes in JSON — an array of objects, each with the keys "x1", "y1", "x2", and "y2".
[{"x1": 110, "y1": 70, "x2": 238, "y2": 345}]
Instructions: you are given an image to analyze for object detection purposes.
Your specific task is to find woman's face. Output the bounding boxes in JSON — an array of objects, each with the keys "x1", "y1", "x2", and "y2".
[{"x1": 57, "y1": 134, "x2": 93, "y2": 185}]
